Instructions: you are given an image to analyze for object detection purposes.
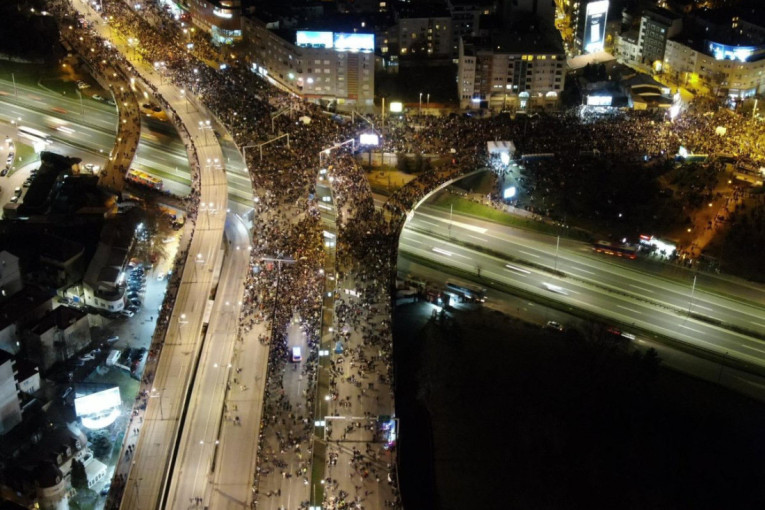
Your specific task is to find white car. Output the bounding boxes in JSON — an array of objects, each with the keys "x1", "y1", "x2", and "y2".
[
  {"x1": 157, "y1": 272, "x2": 165, "y2": 281},
  {"x1": 76, "y1": 81, "x2": 91, "y2": 89}
]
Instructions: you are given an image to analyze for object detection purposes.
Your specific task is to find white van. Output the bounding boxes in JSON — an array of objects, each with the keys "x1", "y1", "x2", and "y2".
[{"x1": 291, "y1": 346, "x2": 302, "y2": 363}]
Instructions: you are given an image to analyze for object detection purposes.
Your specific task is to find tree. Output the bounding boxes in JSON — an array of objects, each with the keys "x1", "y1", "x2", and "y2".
[
  {"x1": 90, "y1": 430, "x2": 112, "y2": 458},
  {"x1": 70, "y1": 458, "x2": 87, "y2": 490}
]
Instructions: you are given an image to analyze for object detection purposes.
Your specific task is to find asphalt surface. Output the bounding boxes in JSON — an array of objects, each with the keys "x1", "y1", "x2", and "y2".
[
  {"x1": 65, "y1": 3, "x2": 232, "y2": 509},
  {"x1": 165, "y1": 214, "x2": 251, "y2": 510},
  {"x1": 398, "y1": 204, "x2": 765, "y2": 368},
  {"x1": 0, "y1": 76, "x2": 254, "y2": 206}
]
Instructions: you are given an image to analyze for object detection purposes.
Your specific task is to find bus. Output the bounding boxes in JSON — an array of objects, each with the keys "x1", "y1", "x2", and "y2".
[
  {"x1": 126, "y1": 169, "x2": 163, "y2": 190},
  {"x1": 18, "y1": 126, "x2": 52, "y2": 145},
  {"x1": 445, "y1": 282, "x2": 487, "y2": 303},
  {"x1": 593, "y1": 240, "x2": 637, "y2": 260}
]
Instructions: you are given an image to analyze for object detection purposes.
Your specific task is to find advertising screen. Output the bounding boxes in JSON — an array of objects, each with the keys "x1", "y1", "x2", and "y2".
[
  {"x1": 708, "y1": 42, "x2": 758, "y2": 62},
  {"x1": 359, "y1": 133, "x2": 380, "y2": 146},
  {"x1": 587, "y1": 95, "x2": 612, "y2": 106},
  {"x1": 333, "y1": 32, "x2": 374, "y2": 52},
  {"x1": 296, "y1": 31, "x2": 334, "y2": 49},
  {"x1": 74, "y1": 387, "x2": 121, "y2": 417},
  {"x1": 583, "y1": 0, "x2": 609, "y2": 54}
]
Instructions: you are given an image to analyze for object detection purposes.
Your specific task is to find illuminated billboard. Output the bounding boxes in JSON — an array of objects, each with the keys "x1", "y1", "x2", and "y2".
[
  {"x1": 296, "y1": 31, "x2": 334, "y2": 49},
  {"x1": 75, "y1": 387, "x2": 121, "y2": 417},
  {"x1": 359, "y1": 133, "x2": 380, "y2": 146},
  {"x1": 708, "y1": 42, "x2": 760, "y2": 62},
  {"x1": 583, "y1": 0, "x2": 608, "y2": 54},
  {"x1": 587, "y1": 95, "x2": 612, "y2": 106},
  {"x1": 333, "y1": 33, "x2": 374, "y2": 52}
]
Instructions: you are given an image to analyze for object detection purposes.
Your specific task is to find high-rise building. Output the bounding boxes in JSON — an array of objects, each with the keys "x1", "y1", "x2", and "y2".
[
  {"x1": 458, "y1": 31, "x2": 565, "y2": 110},
  {"x1": 242, "y1": 17, "x2": 375, "y2": 111},
  {"x1": 574, "y1": 0, "x2": 609, "y2": 55},
  {"x1": 637, "y1": 7, "x2": 682, "y2": 67}
]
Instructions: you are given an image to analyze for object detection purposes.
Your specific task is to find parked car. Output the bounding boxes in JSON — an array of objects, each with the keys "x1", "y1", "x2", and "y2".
[
  {"x1": 545, "y1": 321, "x2": 564, "y2": 332},
  {"x1": 130, "y1": 299, "x2": 141, "y2": 307},
  {"x1": 92, "y1": 94, "x2": 104, "y2": 101},
  {"x1": 76, "y1": 81, "x2": 91, "y2": 89},
  {"x1": 1, "y1": 167, "x2": 8, "y2": 177},
  {"x1": 121, "y1": 310, "x2": 135, "y2": 318}
]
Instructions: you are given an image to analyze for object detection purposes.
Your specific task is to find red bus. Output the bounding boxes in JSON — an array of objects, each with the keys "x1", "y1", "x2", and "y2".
[{"x1": 593, "y1": 240, "x2": 637, "y2": 260}]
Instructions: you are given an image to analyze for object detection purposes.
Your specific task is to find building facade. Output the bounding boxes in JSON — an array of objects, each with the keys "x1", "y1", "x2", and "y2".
[
  {"x1": 458, "y1": 34, "x2": 566, "y2": 109},
  {"x1": 0, "y1": 351, "x2": 22, "y2": 435},
  {"x1": 663, "y1": 38, "x2": 765, "y2": 97},
  {"x1": 0, "y1": 251, "x2": 23, "y2": 304},
  {"x1": 242, "y1": 18, "x2": 375, "y2": 111},
  {"x1": 187, "y1": 0, "x2": 243, "y2": 44},
  {"x1": 397, "y1": 14, "x2": 453, "y2": 58},
  {"x1": 637, "y1": 8, "x2": 682, "y2": 67}
]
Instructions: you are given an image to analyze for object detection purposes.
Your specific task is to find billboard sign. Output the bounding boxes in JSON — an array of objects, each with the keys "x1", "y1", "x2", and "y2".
[
  {"x1": 583, "y1": 1, "x2": 608, "y2": 54},
  {"x1": 586, "y1": 95, "x2": 612, "y2": 106},
  {"x1": 708, "y1": 41, "x2": 759, "y2": 62},
  {"x1": 359, "y1": 133, "x2": 380, "y2": 146},
  {"x1": 333, "y1": 33, "x2": 374, "y2": 52},
  {"x1": 74, "y1": 387, "x2": 121, "y2": 417},
  {"x1": 296, "y1": 31, "x2": 334, "y2": 49}
]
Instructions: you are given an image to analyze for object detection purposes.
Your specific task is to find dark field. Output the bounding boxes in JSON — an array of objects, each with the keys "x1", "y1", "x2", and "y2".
[{"x1": 394, "y1": 302, "x2": 765, "y2": 510}]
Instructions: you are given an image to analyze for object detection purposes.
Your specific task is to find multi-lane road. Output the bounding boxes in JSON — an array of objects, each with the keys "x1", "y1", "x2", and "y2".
[
  {"x1": 0, "y1": 76, "x2": 256, "y2": 206},
  {"x1": 399, "y1": 203, "x2": 765, "y2": 367}
]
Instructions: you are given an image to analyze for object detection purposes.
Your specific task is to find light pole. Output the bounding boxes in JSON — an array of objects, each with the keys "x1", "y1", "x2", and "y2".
[
  {"x1": 554, "y1": 235, "x2": 560, "y2": 271},
  {"x1": 419, "y1": 92, "x2": 422, "y2": 116},
  {"x1": 687, "y1": 274, "x2": 697, "y2": 316}
]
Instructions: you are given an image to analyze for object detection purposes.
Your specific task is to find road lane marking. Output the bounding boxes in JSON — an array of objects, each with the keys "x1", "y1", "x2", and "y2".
[
  {"x1": 629, "y1": 284, "x2": 654, "y2": 293},
  {"x1": 679, "y1": 324, "x2": 705, "y2": 335},
  {"x1": 519, "y1": 250, "x2": 540, "y2": 258},
  {"x1": 505, "y1": 264, "x2": 530, "y2": 275},
  {"x1": 468, "y1": 234, "x2": 488, "y2": 243},
  {"x1": 617, "y1": 305, "x2": 641, "y2": 315},
  {"x1": 692, "y1": 303, "x2": 713, "y2": 311},
  {"x1": 569, "y1": 267, "x2": 594, "y2": 274},
  {"x1": 419, "y1": 220, "x2": 439, "y2": 228},
  {"x1": 751, "y1": 322, "x2": 765, "y2": 329},
  {"x1": 432, "y1": 247, "x2": 452, "y2": 256},
  {"x1": 742, "y1": 344, "x2": 765, "y2": 354}
]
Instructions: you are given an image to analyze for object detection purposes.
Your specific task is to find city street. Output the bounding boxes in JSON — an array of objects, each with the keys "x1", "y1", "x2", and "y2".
[
  {"x1": 404, "y1": 203, "x2": 765, "y2": 335},
  {"x1": 398, "y1": 213, "x2": 765, "y2": 369},
  {"x1": 0, "y1": 76, "x2": 254, "y2": 206}
]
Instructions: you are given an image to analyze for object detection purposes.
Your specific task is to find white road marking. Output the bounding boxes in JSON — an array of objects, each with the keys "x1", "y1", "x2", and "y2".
[
  {"x1": 468, "y1": 234, "x2": 488, "y2": 243},
  {"x1": 691, "y1": 303, "x2": 713, "y2": 311},
  {"x1": 741, "y1": 344, "x2": 765, "y2": 354},
  {"x1": 679, "y1": 324, "x2": 704, "y2": 335},
  {"x1": 617, "y1": 305, "x2": 641, "y2": 315},
  {"x1": 519, "y1": 250, "x2": 540, "y2": 258},
  {"x1": 569, "y1": 267, "x2": 594, "y2": 274},
  {"x1": 750, "y1": 322, "x2": 765, "y2": 329},
  {"x1": 505, "y1": 264, "x2": 530, "y2": 275},
  {"x1": 629, "y1": 284, "x2": 654, "y2": 294},
  {"x1": 432, "y1": 247, "x2": 452, "y2": 256}
]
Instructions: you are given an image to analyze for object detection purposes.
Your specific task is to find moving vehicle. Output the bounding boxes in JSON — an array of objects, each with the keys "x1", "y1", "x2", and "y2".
[
  {"x1": 18, "y1": 126, "x2": 52, "y2": 145},
  {"x1": 445, "y1": 282, "x2": 487, "y2": 303},
  {"x1": 545, "y1": 321, "x2": 564, "y2": 332},
  {"x1": 291, "y1": 346, "x2": 302, "y2": 362},
  {"x1": 126, "y1": 168, "x2": 163, "y2": 190},
  {"x1": 592, "y1": 240, "x2": 637, "y2": 260}
]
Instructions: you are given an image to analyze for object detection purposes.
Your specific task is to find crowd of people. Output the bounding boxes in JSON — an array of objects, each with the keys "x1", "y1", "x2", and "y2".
[{"x1": 44, "y1": 1, "x2": 765, "y2": 509}]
